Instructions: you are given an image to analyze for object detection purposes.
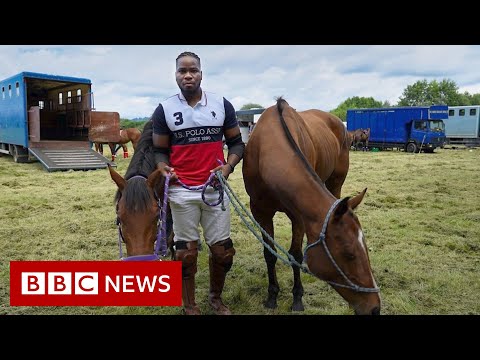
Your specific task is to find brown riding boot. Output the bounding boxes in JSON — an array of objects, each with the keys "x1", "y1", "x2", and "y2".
[
  {"x1": 175, "y1": 241, "x2": 200, "y2": 315},
  {"x1": 208, "y1": 239, "x2": 236, "y2": 315}
]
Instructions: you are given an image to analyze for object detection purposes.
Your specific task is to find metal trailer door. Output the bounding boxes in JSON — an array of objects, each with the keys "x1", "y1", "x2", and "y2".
[
  {"x1": 88, "y1": 111, "x2": 122, "y2": 143},
  {"x1": 27, "y1": 110, "x2": 122, "y2": 171}
]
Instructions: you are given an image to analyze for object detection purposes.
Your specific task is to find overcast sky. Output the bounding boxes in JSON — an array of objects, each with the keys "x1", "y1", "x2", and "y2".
[{"x1": 1, "y1": 45, "x2": 479, "y2": 119}]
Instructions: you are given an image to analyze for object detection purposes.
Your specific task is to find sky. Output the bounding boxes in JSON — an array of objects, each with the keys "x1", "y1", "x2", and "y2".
[{"x1": 1, "y1": 45, "x2": 480, "y2": 119}]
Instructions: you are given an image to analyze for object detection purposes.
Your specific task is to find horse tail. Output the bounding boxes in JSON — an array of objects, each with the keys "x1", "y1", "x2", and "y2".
[{"x1": 342, "y1": 124, "x2": 349, "y2": 149}]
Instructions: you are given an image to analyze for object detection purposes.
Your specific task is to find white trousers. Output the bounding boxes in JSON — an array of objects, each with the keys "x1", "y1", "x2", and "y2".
[{"x1": 168, "y1": 185, "x2": 231, "y2": 246}]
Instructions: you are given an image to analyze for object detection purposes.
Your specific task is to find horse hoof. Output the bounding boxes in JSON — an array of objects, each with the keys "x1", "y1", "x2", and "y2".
[
  {"x1": 264, "y1": 299, "x2": 277, "y2": 309},
  {"x1": 291, "y1": 302, "x2": 305, "y2": 312}
]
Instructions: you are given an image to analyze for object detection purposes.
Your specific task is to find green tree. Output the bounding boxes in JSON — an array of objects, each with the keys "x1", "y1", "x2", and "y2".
[
  {"x1": 330, "y1": 96, "x2": 384, "y2": 122},
  {"x1": 398, "y1": 79, "x2": 464, "y2": 106},
  {"x1": 469, "y1": 93, "x2": 480, "y2": 105},
  {"x1": 120, "y1": 119, "x2": 147, "y2": 130},
  {"x1": 240, "y1": 103, "x2": 264, "y2": 110}
]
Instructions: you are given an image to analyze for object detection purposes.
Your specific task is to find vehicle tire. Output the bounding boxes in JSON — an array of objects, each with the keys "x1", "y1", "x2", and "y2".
[{"x1": 406, "y1": 142, "x2": 417, "y2": 153}]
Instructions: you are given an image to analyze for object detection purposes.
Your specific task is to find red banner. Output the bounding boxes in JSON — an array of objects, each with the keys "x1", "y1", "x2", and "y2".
[{"x1": 10, "y1": 261, "x2": 182, "y2": 306}]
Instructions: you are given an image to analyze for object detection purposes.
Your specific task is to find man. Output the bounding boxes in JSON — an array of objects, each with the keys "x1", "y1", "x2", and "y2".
[{"x1": 152, "y1": 51, "x2": 244, "y2": 315}]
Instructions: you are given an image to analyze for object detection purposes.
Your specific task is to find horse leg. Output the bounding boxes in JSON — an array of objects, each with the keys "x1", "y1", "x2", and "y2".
[
  {"x1": 251, "y1": 203, "x2": 279, "y2": 309},
  {"x1": 109, "y1": 143, "x2": 116, "y2": 162},
  {"x1": 287, "y1": 213, "x2": 305, "y2": 311},
  {"x1": 95, "y1": 143, "x2": 103, "y2": 155},
  {"x1": 325, "y1": 148, "x2": 349, "y2": 199},
  {"x1": 122, "y1": 144, "x2": 129, "y2": 158}
]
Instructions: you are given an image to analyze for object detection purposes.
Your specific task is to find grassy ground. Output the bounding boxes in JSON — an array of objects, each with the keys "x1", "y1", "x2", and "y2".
[{"x1": 1, "y1": 145, "x2": 479, "y2": 315}]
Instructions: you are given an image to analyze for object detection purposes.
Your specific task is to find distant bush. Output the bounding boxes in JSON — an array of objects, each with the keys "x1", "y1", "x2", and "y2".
[{"x1": 120, "y1": 119, "x2": 148, "y2": 131}]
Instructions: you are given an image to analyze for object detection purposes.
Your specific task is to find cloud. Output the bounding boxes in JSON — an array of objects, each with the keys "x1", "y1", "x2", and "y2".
[{"x1": 1, "y1": 45, "x2": 480, "y2": 118}]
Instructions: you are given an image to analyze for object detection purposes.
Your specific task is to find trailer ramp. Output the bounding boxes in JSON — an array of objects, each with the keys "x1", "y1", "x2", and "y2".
[{"x1": 29, "y1": 147, "x2": 115, "y2": 172}]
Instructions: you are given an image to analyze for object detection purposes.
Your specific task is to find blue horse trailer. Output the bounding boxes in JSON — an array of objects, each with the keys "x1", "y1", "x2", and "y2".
[
  {"x1": 0, "y1": 72, "x2": 120, "y2": 171},
  {"x1": 346, "y1": 105, "x2": 447, "y2": 153}
]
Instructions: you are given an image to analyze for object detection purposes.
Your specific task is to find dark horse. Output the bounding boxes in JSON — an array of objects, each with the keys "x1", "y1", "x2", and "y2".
[
  {"x1": 96, "y1": 128, "x2": 142, "y2": 161},
  {"x1": 242, "y1": 98, "x2": 380, "y2": 315},
  {"x1": 108, "y1": 121, "x2": 173, "y2": 259}
]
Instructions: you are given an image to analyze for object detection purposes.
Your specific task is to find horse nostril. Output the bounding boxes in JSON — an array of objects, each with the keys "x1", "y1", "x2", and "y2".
[{"x1": 371, "y1": 306, "x2": 381, "y2": 315}]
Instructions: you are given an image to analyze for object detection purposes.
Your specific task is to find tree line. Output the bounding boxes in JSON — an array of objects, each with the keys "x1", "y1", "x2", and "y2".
[
  {"x1": 330, "y1": 78, "x2": 480, "y2": 121},
  {"x1": 242, "y1": 79, "x2": 480, "y2": 122}
]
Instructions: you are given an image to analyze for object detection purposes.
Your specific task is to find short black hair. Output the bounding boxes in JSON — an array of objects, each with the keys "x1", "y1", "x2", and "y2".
[{"x1": 176, "y1": 51, "x2": 201, "y2": 67}]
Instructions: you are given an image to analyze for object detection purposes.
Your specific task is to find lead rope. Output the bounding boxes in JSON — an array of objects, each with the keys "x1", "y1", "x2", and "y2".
[
  {"x1": 158, "y1": 160, "x2": 226, "y2": 253},
  {"x1": 155, "y1": 174, "x2": 170, "y2": 257}
]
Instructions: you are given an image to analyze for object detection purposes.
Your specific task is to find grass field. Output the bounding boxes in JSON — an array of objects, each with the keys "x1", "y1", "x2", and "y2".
[{"x1": 1, "y1": 145, "x2": 479, "y2": 315}]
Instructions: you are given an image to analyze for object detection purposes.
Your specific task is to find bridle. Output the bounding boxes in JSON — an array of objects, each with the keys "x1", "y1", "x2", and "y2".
[
  {"x1": 116, "y1": 175, "x2": 169, "y2": 261},
  {"x1": 303, "y1": 199, "x2": 380, "y2": 293}
]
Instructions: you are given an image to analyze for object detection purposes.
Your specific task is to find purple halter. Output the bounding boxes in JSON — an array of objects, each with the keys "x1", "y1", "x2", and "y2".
[{"x1": 117, "y1": 175, "x2": 169, "y2": 261}]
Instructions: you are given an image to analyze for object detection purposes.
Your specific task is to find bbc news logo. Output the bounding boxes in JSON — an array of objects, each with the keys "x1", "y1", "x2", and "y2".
[{"x1": 10, "y1": 261, "x2": 182, "y2": 306}]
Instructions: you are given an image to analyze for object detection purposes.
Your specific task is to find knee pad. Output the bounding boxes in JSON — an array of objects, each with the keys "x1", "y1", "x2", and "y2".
[
  {"x1": 210, "y1": 238, "x2": 236, "y2": 272},
  {"x1": 175, "y1": 241, "x2": 198, "y2": 277}
]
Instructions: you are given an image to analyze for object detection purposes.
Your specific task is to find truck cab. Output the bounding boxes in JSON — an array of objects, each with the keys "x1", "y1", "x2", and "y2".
[{"x1": 409, "y1": 119, "x2": 446, "y2": 153}]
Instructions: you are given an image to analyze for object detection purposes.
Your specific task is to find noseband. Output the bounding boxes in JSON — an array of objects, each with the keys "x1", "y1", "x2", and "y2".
[
  {"x1": 116, "y1": 175, "x2": 169, "y2": 261},
  {"x1": 303, "y1": 199, "x2": 380, "y2": 293}
]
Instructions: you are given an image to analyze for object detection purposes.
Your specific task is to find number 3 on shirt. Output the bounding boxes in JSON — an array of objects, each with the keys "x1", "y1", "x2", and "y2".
[{"x1": 173, "y1": 112, "x2": 184, "y2": 126}]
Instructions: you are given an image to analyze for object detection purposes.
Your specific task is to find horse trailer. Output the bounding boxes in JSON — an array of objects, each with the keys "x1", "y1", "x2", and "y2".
[
  {"x1": 346, "y1": 105, "x2": 447, "y2": 153},
  {"x1": 0, "y1": 71, "x2": 121, "y2": 171},
  {"x1": 236, "y1": 108, "x2": 265, "y2": 143},
  {"x1": 444, "y1": 105, "x2": 480, "y2": 147}
]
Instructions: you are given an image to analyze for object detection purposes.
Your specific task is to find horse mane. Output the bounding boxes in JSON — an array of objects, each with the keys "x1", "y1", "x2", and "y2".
[
  {"x1": 114, "y1": 119, "x2": 158, "y2": 212},
  {"x1": 274, "y1": 97, "x2": 326, "y2": 188},
  {"x1": 276, "y1": 96, "x2": 288, "y2": 114}
]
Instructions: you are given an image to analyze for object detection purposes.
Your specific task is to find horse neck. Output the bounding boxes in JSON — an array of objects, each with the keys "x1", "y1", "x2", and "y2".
[
  {"x1": 276, "y1": 164, "x2": 337, "y2": 238},
  {"x1": 272, "y1": 108, "x2": 337, "y2": 237}
]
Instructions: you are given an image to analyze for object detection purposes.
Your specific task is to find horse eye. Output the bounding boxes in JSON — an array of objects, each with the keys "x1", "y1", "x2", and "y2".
[{"x1": 343, "y1": 252, "x2": 356, "y2": 261}]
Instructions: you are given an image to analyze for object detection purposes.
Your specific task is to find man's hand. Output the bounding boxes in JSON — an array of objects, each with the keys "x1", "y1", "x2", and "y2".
[
  {"x1": 210, "y1": 163, "x2": 233, "y2": 180},
  {"x1": 157, "y1": 162, "x2": 178, "y2": 182}
]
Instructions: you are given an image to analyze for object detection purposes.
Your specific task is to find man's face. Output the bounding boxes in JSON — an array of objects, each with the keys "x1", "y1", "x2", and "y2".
[{"x1": 176, "y1": 56, "x2": 202, "y2": 95}]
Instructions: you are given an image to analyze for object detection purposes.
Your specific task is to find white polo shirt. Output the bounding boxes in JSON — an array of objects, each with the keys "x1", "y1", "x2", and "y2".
[{"x1": 152, "y1": 90, "x2": 238, "y2": 186}]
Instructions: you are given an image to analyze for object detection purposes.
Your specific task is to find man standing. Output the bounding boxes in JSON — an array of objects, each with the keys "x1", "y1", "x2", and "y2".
[{"x1": 152, "y1": 51, "x2": 244, "y2": 315}]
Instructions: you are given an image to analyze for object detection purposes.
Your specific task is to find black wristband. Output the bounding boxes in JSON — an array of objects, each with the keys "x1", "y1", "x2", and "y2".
[{"x1": 227, "y1": 163, "x2": 235, "y2": 173}]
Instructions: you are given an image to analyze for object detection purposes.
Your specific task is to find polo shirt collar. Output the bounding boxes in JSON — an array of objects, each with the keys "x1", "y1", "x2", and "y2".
[{"x1": 178, "y1": 89, "x2": 206, "y2": 106}]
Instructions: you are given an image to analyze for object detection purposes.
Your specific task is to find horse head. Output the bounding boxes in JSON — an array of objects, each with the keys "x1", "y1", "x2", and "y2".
[
  {"x1": 304, "y1": 188, "x2": 381, "y2": 315},
  {"x1": 108, "y1": 165, "x2": 165, "y2": 260}
]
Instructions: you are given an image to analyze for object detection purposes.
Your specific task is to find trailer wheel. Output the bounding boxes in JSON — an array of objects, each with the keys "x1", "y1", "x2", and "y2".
[{"x1": 406, "y1": 142, "x2": 417, "y2": 153}]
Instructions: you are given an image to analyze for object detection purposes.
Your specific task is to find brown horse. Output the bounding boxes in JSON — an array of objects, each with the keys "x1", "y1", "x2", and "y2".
[
  {"x1": 242, "y1": 98, "x2": 380, "y2": 315},
  {"x1": 108, "y1": 121, "x2": 173, "y2": 260},
  {"x1": 349, "y1": 128, "x2": 370, "y2": 151},
  {"x1": 95, "y1": 128, "x2": 142, "y2": 161}
]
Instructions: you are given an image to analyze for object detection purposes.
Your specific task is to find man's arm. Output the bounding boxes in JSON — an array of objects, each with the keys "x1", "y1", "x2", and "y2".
[
  {"x1": 152, "y1": 104, "x2": 176, "y2": 178},
  {"x1": 224, "y1": 126, "x2": 244, "y2": 173},
  {"x1": 153, "y1": 133, "x2": 170, "y2": 168}
]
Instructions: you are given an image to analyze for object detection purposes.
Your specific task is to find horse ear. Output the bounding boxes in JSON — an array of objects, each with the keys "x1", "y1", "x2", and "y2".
[
  {"x1": 348, "y1": 188, "x2": 367, "y2": 210},
  {"x1": 147, "y1": 168, "x2": 164, "y2": 189},
  {"x1": 108, "y1": 165, "x2": 126, "y2": 192},
  {"x1": 333, "y1": 197, "x2": 350, "y2": 221}
]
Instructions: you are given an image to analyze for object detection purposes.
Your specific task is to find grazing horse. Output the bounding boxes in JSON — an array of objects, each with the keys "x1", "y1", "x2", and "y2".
[
  {"x1": 349, "y1": 128, "x2": 370, "y2": 151},
  {"x1": 95, "y1": 127, "x2": 142, "y2": 161},
  {"x1": 108, "y1": 121, "x2": 173, "y2": 260},
  {"x1": 242, "y1": 98, "x2": 380, "y2": 315}
]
